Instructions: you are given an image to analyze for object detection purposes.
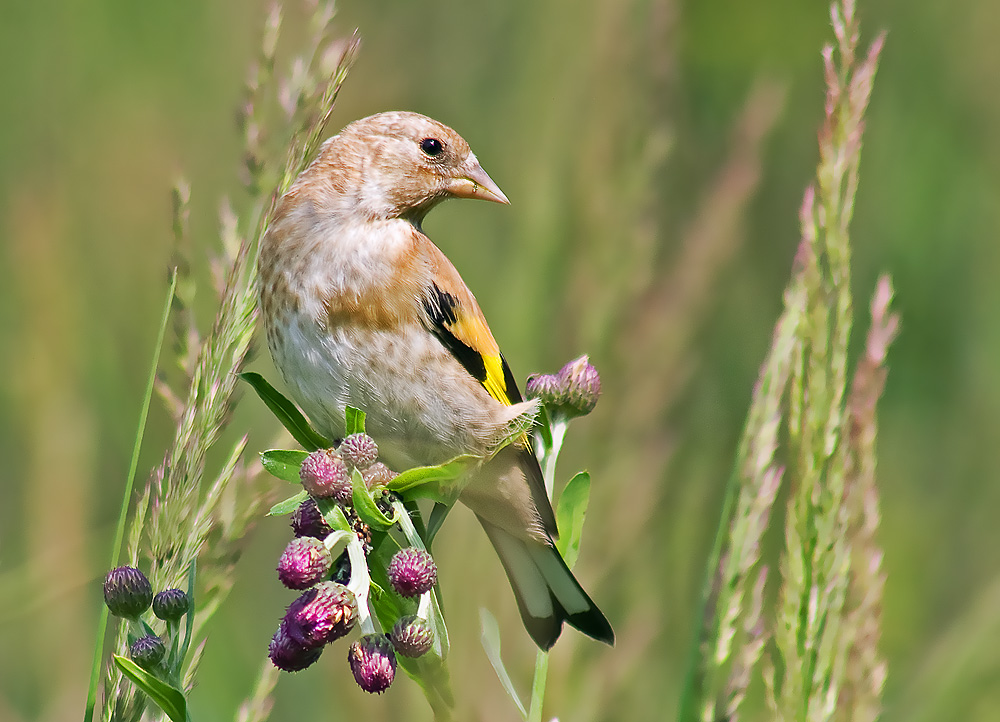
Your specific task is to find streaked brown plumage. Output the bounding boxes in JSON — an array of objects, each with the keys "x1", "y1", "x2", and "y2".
[{"x1": 259, "y1": 111, "x2": 613, "y2": 649}]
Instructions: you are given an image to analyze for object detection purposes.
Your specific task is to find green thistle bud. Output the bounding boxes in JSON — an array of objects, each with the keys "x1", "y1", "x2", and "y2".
[{"x1": 390, "y1": 615, "x2": 434, "y2": 658}]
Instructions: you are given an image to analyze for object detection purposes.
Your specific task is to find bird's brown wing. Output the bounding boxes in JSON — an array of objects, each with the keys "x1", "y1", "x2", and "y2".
[{"x1": 417, "y1": 237, "x2": 557, "y2": 537}]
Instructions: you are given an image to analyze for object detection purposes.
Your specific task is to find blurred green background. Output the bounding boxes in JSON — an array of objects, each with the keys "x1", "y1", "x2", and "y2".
[{"x1": 2, "y1": 0, "x2": 999, "y2": 720}]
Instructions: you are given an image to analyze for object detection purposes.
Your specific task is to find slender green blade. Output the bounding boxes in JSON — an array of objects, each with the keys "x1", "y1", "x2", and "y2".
[
  {"x1": 555, "y1": 471, "x2": 591, "y2": 568},
  {"x1": 85, "y1": 271, "x2": 176, "y2": 722},
  {"x1": 239, "y1": 372, "x2": 330, "y2": 450},
  {"x1": 480, "y1": 608, "x2": 527, "y2": 720},
  {"x1": 425, "y1": 502, "x2": 454, "y2": 546},
  {"x1": 113, "y1": 656, "x2": 188, "y2": 722},
  {"x1": 268, "y1": 490, "x2": 309, "y2": 516}
]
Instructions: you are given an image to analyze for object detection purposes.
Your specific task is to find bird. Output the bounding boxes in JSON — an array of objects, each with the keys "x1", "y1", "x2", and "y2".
[{"x1": 258, "y1": 111, "x2": 613, "y2": 650}]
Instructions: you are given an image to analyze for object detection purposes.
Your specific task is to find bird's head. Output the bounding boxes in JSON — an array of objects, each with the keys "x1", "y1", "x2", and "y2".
[{"x1": 305, "y1": 111, "x2": 509, "y2": 223}]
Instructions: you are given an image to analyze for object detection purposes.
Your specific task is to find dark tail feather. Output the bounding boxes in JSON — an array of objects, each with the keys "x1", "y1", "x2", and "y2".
[{"x1": 478, "y1": 517, "x2": 614, "y2": 650}]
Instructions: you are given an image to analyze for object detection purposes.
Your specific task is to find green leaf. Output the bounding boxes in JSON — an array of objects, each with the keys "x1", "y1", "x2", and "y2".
[
  {"x1": 239, "y1": 372, "x2": 330, "y2": 451},
  {"x1": 425, "y1": 502, "x2": 455, "y2": 547},
  {"x1": 261, "y1": 449, "x2": 309, "y2": 483},
  {"x1": 351, "y1": 470, "x2": 398, "y2": 532},
  {"x1": 555, "y1": 471, "x2": 591, "y2": 568},
  {"x1": 268, "y1": 490, "x2": 309, "y2": 516},
  {"x1": 316, "y1": 498, "x2": 354, "y2": 534},
  {"x1": 345, "y1": 406, "x2": 366, "y2": 435},
  {"x1": 113, "y1": 655, "x2": 188, "y2": 722},
  {"x1": 480, "y1": 609, "x2": 527, "y2": 719},
  {"x1": 388, "y1": 455, "x2": 480, "y2": 496}
]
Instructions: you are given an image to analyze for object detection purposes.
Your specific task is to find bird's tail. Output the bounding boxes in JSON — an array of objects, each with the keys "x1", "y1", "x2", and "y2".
[{"x1": 478, "y1": 517, "x2": 615, "y2": 650}]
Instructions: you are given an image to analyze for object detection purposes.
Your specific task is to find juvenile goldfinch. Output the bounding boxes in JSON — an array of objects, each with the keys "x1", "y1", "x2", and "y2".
[{"x1": 259, "y1": 111, "x2": 614, "y2": 650}]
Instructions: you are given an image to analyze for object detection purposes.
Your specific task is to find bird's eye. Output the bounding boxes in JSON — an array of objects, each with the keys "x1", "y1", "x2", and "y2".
[{"x1": 420, "y1": 138, "x2": 444, "y2": 157}]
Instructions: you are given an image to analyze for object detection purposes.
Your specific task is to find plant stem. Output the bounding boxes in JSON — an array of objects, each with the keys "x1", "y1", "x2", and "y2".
[
  {"x1": 527, "y1": 648, "x2": 549, "y2": 722},
  {"x1": 84, "y1": 271, "x2": 176, "y2": 722}
]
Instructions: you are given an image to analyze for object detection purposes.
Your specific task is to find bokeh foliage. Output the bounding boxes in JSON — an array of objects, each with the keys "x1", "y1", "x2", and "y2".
[{"x1": 1, "y1": 0, "x2": 999, "y2": 720}]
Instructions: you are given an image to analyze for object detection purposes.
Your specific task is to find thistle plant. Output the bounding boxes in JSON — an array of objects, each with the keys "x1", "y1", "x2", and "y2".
[
  {"x1": 242, "y1": 379, "x2": 458, "y2": 715},
  {"x1": 241, "y1": 353, "x2": 603, "y2": 720},
  {"x1": 86, "y1": 3, "x2": 359, "y2": 721},
  {"x1": 679, "y1": 2, "x2": 896, "y2": 721}
]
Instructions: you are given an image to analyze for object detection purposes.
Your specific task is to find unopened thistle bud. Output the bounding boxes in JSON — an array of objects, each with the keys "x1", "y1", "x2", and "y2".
[
  {"x1": 558, "y1": 355, "x2": 601, "y2": 417},
  {"x1": 278, "y1": 537, "x2": 334, "y2": 590},
  {"x1": 152, "y1": 588, "x2": 190, "y2": 622},
  {"x1": 268, "y1": 621, "x2": 323, "y2": 672},
  {"x1": 361, "y1": 461, "x2": 397, "y2": 489},
  {"x1": 390, "y1": 615, "x2": 434, "y2": 658},
  {"x1": 283, "y1": 581, "x2": 357, "y2": 649},
  {"x1": 526, "y1": 355, "x2": 601, "y2": 419},
  {"x1": 387, "y1": 547, "x2": 437, "y2": 598},
  {"x1": 130, "y1": 634, "x2": 166, "y2": 669},
  {"x1": 525, "y1": 372, "x2": 563, "y2": 402},
  {"x1": 103, "y1": 566, "x2": 153, "y2": 618},
  {"x1": 299, "y1": 448, "x2": 352, "y2": 503},
  {"x1": 291, "y1": 497, "x2": 333, "y2": 539},
  {"x1": 348, "y1": 634, "x2": 396, "y2": 694},
  {"x1": 339, "y1": 433, "x2": 379, "y2": 470}
]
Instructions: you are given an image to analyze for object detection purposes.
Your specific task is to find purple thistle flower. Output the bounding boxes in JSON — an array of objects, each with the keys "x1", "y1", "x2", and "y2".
[
  {"x1": 557, "y1": 355, "x2": 601, "y2": 416},
  {"x1": 525, "y1": 372, "x2": 564, "y2": 402},
  {"x1": 526, "y1": 356, "x2": 602, "y2": 419},
  {"x1": 291, "y1": 497, "x2": 333, "y2": 539},
  {"x1": 268, "y1": 621, "x2": 324, "y2": 672},
  {"x1": 361, "y1": 461, "x2": 397, "y2": 489},
  {"x1": 283, "y1": 581, "x2": 357, "y2": 649}
]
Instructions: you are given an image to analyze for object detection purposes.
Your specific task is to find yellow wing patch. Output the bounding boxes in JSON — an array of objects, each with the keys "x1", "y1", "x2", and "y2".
[
  {"x1": 481, "y1": 353, "x2": 512, "y2": 406},
  {"x1": 422, "y1": 284, "x2": 523, "y2": 407}
]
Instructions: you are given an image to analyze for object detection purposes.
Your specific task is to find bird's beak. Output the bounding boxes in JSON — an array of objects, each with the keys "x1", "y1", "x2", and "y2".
[{"x1": 447, "y1": 155, "x2": 510, "y2": 205}]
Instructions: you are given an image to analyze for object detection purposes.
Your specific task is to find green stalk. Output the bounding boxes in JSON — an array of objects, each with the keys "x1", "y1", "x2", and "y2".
[
  {"x1": 676, "y1": 460, "x2": 742, "y2": 722},
  {"x1": 527, "y1": 648, "x2": 549, "y2": 722},
  {"x1": 84, "y1": 270, "x2": 177, "y2": 722}
]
